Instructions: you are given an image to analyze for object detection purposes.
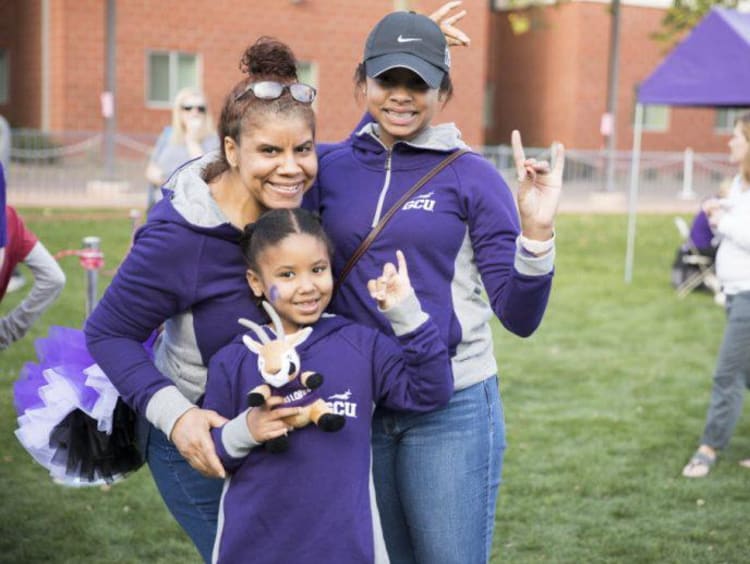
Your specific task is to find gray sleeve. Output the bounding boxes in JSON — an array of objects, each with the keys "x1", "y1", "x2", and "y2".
[
  {"x1": 379, "y1": 290, "x2": 429, "y2": 336},
  {"x1": 0, "y1": 242, "x2": 66, "y2": 350},
  {"x1": 221, "y1": 408, "x2": 262, "y2": 457},
  {"x1": 514, "y1": 246, "x2": 556, "y2": 276},
  {"x1": 145, "y1": 386, "x2": 197, "y2": 438}
]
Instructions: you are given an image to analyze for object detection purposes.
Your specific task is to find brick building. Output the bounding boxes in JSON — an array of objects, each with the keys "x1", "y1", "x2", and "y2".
[
  {"x1": 487, "y1": 0, "x2": 746, "y2": 152},
  {"x1": 0, "y1": 0, "x2": 744, "y2": 151}
]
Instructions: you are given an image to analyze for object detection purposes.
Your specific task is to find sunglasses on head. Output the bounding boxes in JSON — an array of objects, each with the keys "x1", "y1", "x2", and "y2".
[
  {"x1": 181, "y1": 105, "x2": 206, "y2": 113},
  {"x1": 234, "y1": 81, "x2": 317, "y2": 104}
]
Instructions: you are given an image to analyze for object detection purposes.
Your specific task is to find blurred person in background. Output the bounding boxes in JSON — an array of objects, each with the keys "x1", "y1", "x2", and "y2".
[
  {"x1": 0, "y1": 115, "x2": 9, "y2": 279},
  {"x1": 682, "y1": 112, "x2": 750, "y2": 478},
  {"x1": 0, "y1": 163, "x2": 66, "y2": 350},
  {"x1": 145, "y1": 87, "x2": 219, "y2": 208},
  {"x1": 3, "y1": 112, "x2": 29, "y2": 292},
  {"x1": 0, "y1": 143, "x2": 7, "y2": 278}
]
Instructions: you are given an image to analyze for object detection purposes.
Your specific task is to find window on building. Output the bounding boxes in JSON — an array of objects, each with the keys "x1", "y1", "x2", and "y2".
[
  {"x1": 147, "y1": 51, "x2": 200, "y2": 106},
  {"x1": 715, "y1": 107, "x2": 750, "y2": 133},
  {"x1": 0, "y1": 49, "x2": 9, "y2": 104},
  {"x1": 297, "y1": 61, "x2": 317, "y2": 89},
  {"x1": 297, "y1": 61, "x2": 318, "y2": 107},
  {"x1": 639, "y1": 104, "x2": 670, "y2": 132}
]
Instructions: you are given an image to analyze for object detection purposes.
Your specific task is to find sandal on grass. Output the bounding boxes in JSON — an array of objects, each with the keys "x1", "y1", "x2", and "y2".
[{"x1": 682, "y1": 450, "x2": 716, "y2": 478}]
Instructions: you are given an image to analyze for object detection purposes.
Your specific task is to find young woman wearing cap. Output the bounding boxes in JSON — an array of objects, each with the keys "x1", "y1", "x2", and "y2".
[
  {"x1": 306, "y1": 10, "x2": 565, "y2": 563},
  {"x1": 85, "y1": 38, "x2": 318, "y2": 562}
]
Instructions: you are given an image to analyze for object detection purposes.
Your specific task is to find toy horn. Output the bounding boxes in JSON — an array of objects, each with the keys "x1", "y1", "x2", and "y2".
[
  {"x1": 238, "y1": 317, "x2": 270, "y2": 344},
  {"x1": 261, "y1": 301, "x2": 286, "y2": 341}
]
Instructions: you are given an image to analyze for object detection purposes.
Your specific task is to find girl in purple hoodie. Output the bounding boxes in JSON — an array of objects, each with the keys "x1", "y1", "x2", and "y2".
[{"x1": 203, "y1": 208, "x2": 452, "y2": 563}]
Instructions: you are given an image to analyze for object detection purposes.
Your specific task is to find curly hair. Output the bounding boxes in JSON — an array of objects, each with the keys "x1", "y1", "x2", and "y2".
[{"x1": 203, "y1": 37, "x2": 315, "y2": 183}]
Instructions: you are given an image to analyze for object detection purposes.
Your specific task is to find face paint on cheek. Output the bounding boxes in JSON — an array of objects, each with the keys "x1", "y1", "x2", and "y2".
[{"x1": 268, "y1": 285, "x2": 280, "y2": 304}]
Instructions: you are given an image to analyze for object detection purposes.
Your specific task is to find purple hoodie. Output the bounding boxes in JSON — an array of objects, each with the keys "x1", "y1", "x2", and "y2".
[
  {"x1": 85, "y1": 153, "x2": 265, "y2": 437},
  {"x1": 204, "y1": 296, "x2": 452, "y2": 564},
  {"x1": 305, "y1": 122, "x2": 555, "y2": 390}
]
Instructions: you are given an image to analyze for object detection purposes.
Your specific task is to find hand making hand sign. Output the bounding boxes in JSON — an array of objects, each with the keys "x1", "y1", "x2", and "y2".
[
  {"x1": 367, "y1": 250, "x2": 413, "y2": 311},
  {"x1": 429, "y1": 1, "x2": 471, "y2": 46},
  {"x1": 512, "y1": 129, "x2": 565, "y2": 243}
]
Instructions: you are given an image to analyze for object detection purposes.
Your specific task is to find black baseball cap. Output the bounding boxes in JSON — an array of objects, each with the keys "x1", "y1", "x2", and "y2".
[{"x1": 363, "y1": 11, "x2": 450, "y2": 89}]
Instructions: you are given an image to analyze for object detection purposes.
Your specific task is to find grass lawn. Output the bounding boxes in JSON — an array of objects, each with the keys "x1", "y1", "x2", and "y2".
[{"x1": 1, "y1": 210, "x2": 747, "y2": 563}]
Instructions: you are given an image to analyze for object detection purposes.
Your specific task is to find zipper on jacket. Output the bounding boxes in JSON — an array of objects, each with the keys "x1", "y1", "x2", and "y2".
[{"x1": 371, "y1": 149, "x2": 393, "y2": 227}]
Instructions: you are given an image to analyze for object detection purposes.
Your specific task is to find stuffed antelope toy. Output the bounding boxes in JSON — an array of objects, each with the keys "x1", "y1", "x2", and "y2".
[{"x1": 238, "y1": 301, "x2": 345, "y2": 453}]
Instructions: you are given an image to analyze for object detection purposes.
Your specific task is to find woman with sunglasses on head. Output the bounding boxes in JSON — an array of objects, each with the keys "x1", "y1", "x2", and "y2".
[
  {"x1": 85, "y1": 38, "x2": 318, "y2": 562},
  {"x1": 305, "y1": 10, "x2": 564, "y2": 564},
  {"x1": 145, "y1": 87, "x2": 220, "y2": 207}
]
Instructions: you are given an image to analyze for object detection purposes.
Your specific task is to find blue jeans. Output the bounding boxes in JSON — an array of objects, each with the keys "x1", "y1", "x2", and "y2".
[
  {"x1": 372, "y1": 377, "x2": 506, "y2": 564},
  {"x1": 700, "y1": 291, "x2": 750, "y2": 450},
  {"x1": 143, "y1": 420, "x2": 223, "y2": 563}
]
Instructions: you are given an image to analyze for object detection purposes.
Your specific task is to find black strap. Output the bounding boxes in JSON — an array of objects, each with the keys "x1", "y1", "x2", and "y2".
[{"x1": 333, "y1": 148, "x2": 470, "y2": 297}]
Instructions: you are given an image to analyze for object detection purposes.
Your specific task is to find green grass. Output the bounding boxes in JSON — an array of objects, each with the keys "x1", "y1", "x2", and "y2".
[{"x1": 1, "y1": 211, "x2": 745, "y2": 563}]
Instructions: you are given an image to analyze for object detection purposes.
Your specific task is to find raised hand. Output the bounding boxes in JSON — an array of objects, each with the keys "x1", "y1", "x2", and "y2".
[
  {"x1": 428, "y1": 1, "x2": 471, "y2": 47},
  {"x1": 512, "y1": 130, "x2": 565, "y2": 241},
  {"x1": 171, "y1": 407, "x2": 228, "y2": 478},
  {"x1": 367, "y1": 250, "x2": 412, "y2": 311},
  {"x1": 246, "y1": 395, "x2": 301, "y2": 443}
]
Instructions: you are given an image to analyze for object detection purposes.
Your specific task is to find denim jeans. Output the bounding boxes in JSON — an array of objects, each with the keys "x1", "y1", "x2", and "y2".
[
  {"x1": 143, "y1": 420, "x2": 223, "y2": 563},
  {"x1": 701, "y1": 291, "x2": 750, "y2": 450},
  {"x1": 372, "y1": 377, "x2": 506, "y2": 564}
]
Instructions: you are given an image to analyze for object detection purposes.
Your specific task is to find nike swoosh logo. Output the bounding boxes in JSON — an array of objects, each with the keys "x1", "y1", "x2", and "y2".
[{"x1": 397, "y1": 35, "x2": 422, "y2": 43}]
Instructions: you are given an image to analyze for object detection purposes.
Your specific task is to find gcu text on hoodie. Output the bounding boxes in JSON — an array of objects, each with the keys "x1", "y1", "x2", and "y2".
[
  {"x1": 305, "y1": 122, "x2": 555, "y2": 391},
  {"x1": 205, "y1": 298, "x2": 452, "y2": 564}
]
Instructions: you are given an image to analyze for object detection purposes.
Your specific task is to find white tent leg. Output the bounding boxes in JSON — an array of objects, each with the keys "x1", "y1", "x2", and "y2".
[{"x1": 625, "y1": 103, "x2": 643, "y2": 283}]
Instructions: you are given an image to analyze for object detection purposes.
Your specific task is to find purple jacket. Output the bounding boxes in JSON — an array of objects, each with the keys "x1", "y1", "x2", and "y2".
[
  {"x1": 0, "y1": 163, "x2": 7, "y2": 250},
  {"x1": 305, "y1": 122, "x2": 555, "y2": 390},
  {"x1": 205, "y1": 304, "x2": 451, "y2": 563},
  {"x1": 85, "y1": 154, "x2": 265, "y2": 437}
]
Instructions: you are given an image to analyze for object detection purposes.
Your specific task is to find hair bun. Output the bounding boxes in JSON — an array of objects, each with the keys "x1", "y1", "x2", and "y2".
[{"x1": 239, "y1": 37, "x2": 298, "y2": 81}]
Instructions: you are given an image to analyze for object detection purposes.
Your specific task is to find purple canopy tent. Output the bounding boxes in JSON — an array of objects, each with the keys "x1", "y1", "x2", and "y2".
[{"x1": 625, "y1": 7, "x2": 750, "y2": 282}]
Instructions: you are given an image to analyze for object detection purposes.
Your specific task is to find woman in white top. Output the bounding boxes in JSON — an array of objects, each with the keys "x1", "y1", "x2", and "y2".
[{"x1": 683, "y1": 111, "x2": 750, "y2": 478}]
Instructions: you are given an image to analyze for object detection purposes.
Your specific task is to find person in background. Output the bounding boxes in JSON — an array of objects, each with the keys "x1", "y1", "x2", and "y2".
[
  {"x1": 0, "y1": 163, "x2": 66, "y2": 350},
  {"x1": 0, "y1": 113, "x2": 24, "y2": 294},
  {"x1": 0, "y1": 115, "x2": 9, "y2": 276},
  {"x1": 682, "y1": 112, "x2": 750, "y2": 478},
  {"x1": 0, "y1": 113, "x2": 10, "y2": 171},
  {"x1": 145, "y1": 87, "x2": 219, "y2": 207},
  {"x1": 306, "y1": 10, "x2": 564, "y2": 563}
]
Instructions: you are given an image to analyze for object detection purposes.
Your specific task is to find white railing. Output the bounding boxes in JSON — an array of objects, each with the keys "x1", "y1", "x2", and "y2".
[
  {"x1": 480, "y1": 145, "x2": 734, "y2": 206},
  {"x1": 4, "y1": 129, "x2": 735, "y2": 209}
]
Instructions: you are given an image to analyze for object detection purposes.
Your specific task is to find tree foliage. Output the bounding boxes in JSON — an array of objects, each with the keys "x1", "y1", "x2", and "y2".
[{"x1": 653, "y1": 0, "x2": 740, "y2": 45}]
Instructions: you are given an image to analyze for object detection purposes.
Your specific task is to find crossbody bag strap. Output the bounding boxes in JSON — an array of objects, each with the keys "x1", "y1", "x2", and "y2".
[{"x1": 333, "y1": 148, "x2": 470, "y2": 297}]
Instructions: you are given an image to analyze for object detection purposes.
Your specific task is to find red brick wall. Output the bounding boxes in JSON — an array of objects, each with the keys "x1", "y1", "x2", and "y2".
[
  {"x1": 487, "y1": 2, "x2": 732, "y2": 153},
  {"x1": 2, "y1": 0, "x2": 736, "y2": 153},
  {"x1": 53, "y1": 0, "x2": 105, "y2": 131},
  {"x1": 0, "y1": 0, "x2": 43, "y2": 128},
  {"x1": 55, "y1": 0, "x2": 489, "y2": 145}
]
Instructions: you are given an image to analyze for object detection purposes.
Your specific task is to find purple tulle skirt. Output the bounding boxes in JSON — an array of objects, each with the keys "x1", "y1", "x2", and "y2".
[{"x1": 13, "y1": 326, "x2": 148, "y2": 487}]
